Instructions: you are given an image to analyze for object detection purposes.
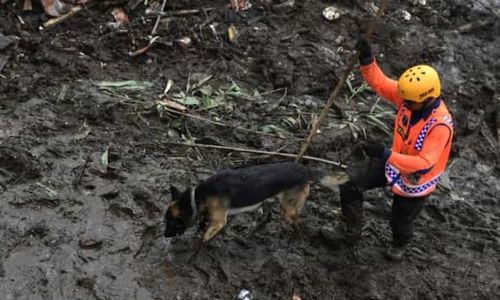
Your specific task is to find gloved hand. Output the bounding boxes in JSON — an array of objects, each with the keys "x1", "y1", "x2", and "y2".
[
  {"x1": 362, "y1": 142, "x2": 386, "y2": 158},
  {"x1": 355, "y1": 36, "x2": 374, "y2": 66}
]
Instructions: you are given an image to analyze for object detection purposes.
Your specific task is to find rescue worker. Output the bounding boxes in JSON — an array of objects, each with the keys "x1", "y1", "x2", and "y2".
[{"x1": 332, "y1": 37, "x2": 454, "y2": 260}]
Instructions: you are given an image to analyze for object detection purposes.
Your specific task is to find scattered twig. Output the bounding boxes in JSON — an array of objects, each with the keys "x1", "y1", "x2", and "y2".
[
  {"x1": 151, "y1": 0, "x2": 168, "y2": 35},
  {"x1": 41, "y1": 5, "x2": 83, "y2": 30},
  {"x1": 57, "y1": 83, "x2": 69, "y2": 104},
  {"x1": 184, "y1": 122, "x2": 204, "y2": 160},
  {"x1": 457, "y1": 18, "x2": 495, "y2": 33},
  {"x1": 157, "y1": 8, "x2": 216, "y2": 17},
  {"x1": 129, "y1": 36, "x2": 159, "y2": 57},
  {"x1": 480, "y1": 122, "x2": 496, "y2": 149},
  {"x1": 136, "y1": 112, "x2": 150, "y2": 126},
  {"x1": 161, "y1": 106, "x2": 293, "y2": 139},
  {"x1": 257, "y1": 140, "x2": 296, "y2": 160},
  {"x1": 162, "y1": 142, "x2": 347, "y2": 168},
  {"x1": 0, "y1": 56, "x2": 9, "y2": 74},
  {"x1": 75, "y1": 152, "x2": 92, "y2": 186},
  {"x1": 259, "y1": 87, "x2": 287, "y2": 96},
  {"x1": 295, "y1": 0, "x2": 390, "y2": 162}
]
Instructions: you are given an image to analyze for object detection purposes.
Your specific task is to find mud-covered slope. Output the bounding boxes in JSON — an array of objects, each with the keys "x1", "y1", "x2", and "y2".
[{"x1": 0, "y1": 0, "x2": 499, "y2": 299}]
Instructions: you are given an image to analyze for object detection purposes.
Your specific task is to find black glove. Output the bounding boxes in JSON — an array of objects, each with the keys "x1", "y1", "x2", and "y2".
[
  {"x1": 362, "y1": 142, "x2": 385, "y2": 158},
  {"x1": 355, "y1": 36, "x2": 374, "y2": 66}
]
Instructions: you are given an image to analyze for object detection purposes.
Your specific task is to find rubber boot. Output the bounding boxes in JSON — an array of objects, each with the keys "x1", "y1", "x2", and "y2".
[
  {"x1": 320, "y1": 181, "x2": 363, "y2": 248},
  {"x1": 385, "y1": 244, "x2": 407, "y2": 261}
]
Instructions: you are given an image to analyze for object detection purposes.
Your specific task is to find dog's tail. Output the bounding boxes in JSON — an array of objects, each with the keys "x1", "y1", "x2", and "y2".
[{"x1": 309, "y1": 168, "x2": 350, "y2": 188}]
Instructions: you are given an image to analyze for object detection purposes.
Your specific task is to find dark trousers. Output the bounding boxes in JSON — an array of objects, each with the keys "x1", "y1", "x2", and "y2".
[{"x1": 339, "y1": 158, "x2": 427, "y2": 246}]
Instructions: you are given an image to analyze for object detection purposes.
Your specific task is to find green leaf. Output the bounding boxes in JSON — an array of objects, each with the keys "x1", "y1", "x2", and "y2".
[
  {"x1": 191, "y1": 75, "x2": 214, "y2": 90},
  {"x1": 197, "y1": 85, "x2": 214, "y2": 96},
  {"x1": 260, "y1": 124, "x2": 290, "y2": 137},
  {"x1": 100, "y1": 148, "x2": 109, "y2": 169},
  {"x1": 172, "y1": 96, "x2": 201, "y2": 106}
]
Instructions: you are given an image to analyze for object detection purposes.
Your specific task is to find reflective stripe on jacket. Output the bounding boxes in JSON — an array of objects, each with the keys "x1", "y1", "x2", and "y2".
[{"x1": 360, "y1": 60, "x2": 454, "y2": 197}]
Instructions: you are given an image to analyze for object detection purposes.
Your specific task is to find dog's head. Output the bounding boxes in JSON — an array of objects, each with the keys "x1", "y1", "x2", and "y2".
[{"x1": 164, "y1": 186, "x2": 195, "y2": 238}]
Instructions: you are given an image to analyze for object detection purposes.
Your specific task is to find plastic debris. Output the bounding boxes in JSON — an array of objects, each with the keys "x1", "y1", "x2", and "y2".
[
  {"x1": 41, "y1": 0, "x2": 71, "y2": 17},
  {"x1": 292, "y1": 294, "x2": 302, "y2": 300},
  {"x1": 412, "y1": 0, "x2": 427, "y2": 5},
  {"x1": 401, "y1": 10, "x2": 411, "y2": 21},
  {"x1": 109, "y1": 7, "x2": 129, "y2": 28},
  {"x1": 322, "y1": 6, "x2": 342, "y2": 21},
  {"x1": 177, "y1": 37, "x2": 192, "y2": 47},
  {"x1": 229, "y1": 0, "x2": 252, "y2": 11},
  {"x1": 236, "y1": 289, "x2": 252, "y2": 300},
  {"x1": 29, "y1": 0, "x2": 92, "y2": 17}
]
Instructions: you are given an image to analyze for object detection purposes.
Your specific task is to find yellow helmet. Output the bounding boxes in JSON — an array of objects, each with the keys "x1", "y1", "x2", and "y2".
[{"x1": 397, "y1": 65, "x2": 441, "y2": 102}]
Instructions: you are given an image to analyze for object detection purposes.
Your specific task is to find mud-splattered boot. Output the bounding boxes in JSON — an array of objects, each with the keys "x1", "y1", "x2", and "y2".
[
  {"x1": 320, "y1": 218, "x2": 361, "y2": 249},
  {"x1": 331, "y1": 181, "x2": 364, "y2": 246},
  {"x1": 385, "y1": 244, "x2": 407, "y2": 261}
]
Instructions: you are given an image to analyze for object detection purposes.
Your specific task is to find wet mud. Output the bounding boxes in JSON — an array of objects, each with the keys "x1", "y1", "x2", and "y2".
[{"x1": 0, "y1": 0, "x2": 499, "y2": 299}]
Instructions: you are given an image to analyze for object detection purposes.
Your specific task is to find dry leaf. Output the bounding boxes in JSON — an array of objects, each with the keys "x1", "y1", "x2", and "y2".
[
  {"x1": 228, "y1": 25, "x2": 238, "y2": 43},
  {"x1": 111, "y1": 7, "x2": 129, "y2": 25}
]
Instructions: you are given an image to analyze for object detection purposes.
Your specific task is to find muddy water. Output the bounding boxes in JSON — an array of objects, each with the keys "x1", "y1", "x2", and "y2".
[{"x1": 1, "y1": 0, "x2": 499, "y2": 299}]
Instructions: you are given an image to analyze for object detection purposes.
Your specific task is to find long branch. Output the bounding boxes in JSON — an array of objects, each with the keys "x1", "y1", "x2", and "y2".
[{"x1": 162, "y1": 141, "x2": 347, "y2": 168}]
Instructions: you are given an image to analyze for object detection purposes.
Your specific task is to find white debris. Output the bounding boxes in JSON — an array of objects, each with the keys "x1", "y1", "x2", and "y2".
[
  {"x1": 401, "y1": 10, "x2": 412, "y2": 21},
  {"x1": 322, "y1": 6, "x2": 342, "y2": 20},
  {"x1": 334, "y1": 35, "x2": 345, "y2": 45},
  {"x1": 236, "y1": 289, "x2": 252, "y2": 300},
  {"x1": 177, "y1": 37, "x2": 192, "y2": 47},
  {"x1": 367, "y1": 1, "x2": 380, "y2": 14},
  {"x1": 412, "y1": 0, "x2": 427, "y2": 5}
]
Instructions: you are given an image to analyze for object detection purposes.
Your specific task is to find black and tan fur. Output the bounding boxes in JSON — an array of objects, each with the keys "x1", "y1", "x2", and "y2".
[{"x1": 164, "y1": 161, "x2": 348, "y2": 242}]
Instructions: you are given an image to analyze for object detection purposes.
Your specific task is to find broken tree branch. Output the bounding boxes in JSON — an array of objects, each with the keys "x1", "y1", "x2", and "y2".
[
  {"x1": 161, "y1": 141, "x2": 347, "y2": 168},
  {"x1": 295, "y1": 0, "x2": 390, "y2": 162},
  {"x1": 41, "y1": 5, "x2": 83, "y2": 30}
]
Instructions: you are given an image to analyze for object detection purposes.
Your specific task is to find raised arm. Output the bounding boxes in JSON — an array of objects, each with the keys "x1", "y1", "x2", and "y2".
[{"x1": 360, "y1": 61, "x2": 404, "y2": 107}]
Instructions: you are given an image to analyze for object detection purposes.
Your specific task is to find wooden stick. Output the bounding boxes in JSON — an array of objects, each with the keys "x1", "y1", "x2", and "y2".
[
  {"x1": 160, "y1": 8, "x2": 215, "y2": 17},
  {"x1": 151, "y1": 0, "x2": 168, "y2": 35},
  {"x1": 162, "y1": 141, "x2": 347, "y2": 168},
  {"x1": 295, "y1": 0, "x2": 390, "y2": 162},
  {"x1": 41, "y1": 5, "x2": 82, "y2": 29},
  {"x1": 457, "y1": 18, "x2": 495, "y2": 33}
]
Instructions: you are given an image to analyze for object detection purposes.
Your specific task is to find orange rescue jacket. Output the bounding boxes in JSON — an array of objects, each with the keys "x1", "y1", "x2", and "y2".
[{"x1": 360, "y1": 60, "x2": 454, "y2": 197}]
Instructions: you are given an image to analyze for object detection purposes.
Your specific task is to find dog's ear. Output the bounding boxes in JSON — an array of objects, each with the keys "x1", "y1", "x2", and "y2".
[{"x1": 170, "y1": 186, "x2": 181, "y2": 200}]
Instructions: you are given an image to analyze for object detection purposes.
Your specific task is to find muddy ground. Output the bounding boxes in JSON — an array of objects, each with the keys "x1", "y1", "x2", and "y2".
[{"x1": 1, "y1": 0, "x2": 499, "y2": 299}]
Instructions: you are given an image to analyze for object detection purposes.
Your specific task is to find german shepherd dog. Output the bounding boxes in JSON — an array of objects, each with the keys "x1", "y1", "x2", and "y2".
[{"x1": 164, "y1": 161, "x2": 348, "y2": 242}]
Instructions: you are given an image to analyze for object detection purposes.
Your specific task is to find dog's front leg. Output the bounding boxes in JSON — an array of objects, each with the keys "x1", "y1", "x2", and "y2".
[
  {"x1": 202, "y1": 212, "x2": 227, "y2": 242},
  {"x1": 202, "y1": 198, "x2": 228, "y2": 242}
]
